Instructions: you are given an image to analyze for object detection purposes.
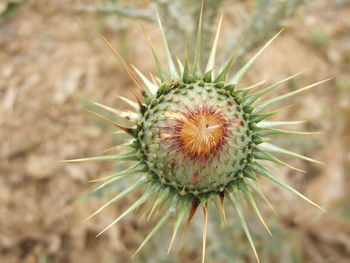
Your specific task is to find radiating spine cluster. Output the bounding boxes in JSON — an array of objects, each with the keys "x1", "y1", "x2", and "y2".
[{"x1": 62, "y1": 5, "x2": 329, "y2": 263}]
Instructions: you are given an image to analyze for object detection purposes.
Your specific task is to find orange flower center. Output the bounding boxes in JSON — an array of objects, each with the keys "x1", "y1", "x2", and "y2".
[{"x1": 163, "y1": 106, "x2": 229, "y2": 161}]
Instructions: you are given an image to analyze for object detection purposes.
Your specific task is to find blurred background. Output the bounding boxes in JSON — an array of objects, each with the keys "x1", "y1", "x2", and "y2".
[{"x1": 0, "y1": 0, "x2": 349, "y2": 262}]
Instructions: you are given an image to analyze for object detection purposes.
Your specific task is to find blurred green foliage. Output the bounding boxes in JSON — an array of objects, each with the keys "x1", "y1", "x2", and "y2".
[
  {"x1": 0, "y1": 0, "x2": 22, "y2": 19},
  {"x1": 309, "y1": 28, "x2": 330, "y2": 50}
]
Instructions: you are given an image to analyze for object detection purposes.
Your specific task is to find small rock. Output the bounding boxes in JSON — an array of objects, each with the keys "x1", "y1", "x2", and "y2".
[{"x1": 26, "y1": 155, "x2": 55, "y2": 179}]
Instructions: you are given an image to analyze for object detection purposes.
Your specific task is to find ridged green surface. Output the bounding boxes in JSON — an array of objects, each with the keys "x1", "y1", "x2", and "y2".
[{"x1": 139, "y1": 82, "x2": 251, "y2": 194}]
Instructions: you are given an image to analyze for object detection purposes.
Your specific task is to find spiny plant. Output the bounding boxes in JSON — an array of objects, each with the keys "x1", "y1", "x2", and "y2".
[{"x1": 62, "y1": 5, "x2": 329, "y2": 263}]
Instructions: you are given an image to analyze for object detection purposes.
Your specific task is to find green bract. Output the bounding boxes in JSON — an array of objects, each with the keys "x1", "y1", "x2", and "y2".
[{"x1": 63, "y1": 8, "x2": 328, "y2": 263}]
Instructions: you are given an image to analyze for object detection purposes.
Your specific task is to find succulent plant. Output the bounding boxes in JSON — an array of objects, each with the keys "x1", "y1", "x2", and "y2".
[{"x1": 63, "y1": 6, "x2": 329, "y2": 263}]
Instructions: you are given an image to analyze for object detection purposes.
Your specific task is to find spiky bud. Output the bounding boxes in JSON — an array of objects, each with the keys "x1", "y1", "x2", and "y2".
[{"x1": 62, "y1": 7, "x2": 329, "y2": 263}]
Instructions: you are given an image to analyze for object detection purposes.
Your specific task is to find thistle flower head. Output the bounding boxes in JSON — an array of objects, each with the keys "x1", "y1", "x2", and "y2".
[{"x1": 63, "y1": 7, "x2": 329, "y2": 263}]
